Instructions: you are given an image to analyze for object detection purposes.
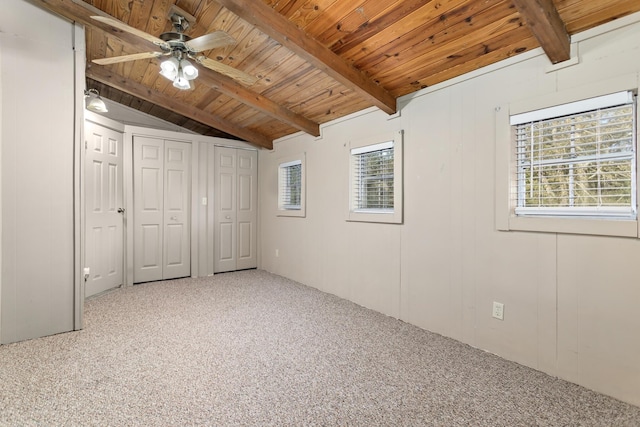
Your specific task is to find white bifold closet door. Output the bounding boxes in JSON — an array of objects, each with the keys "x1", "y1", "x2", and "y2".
[
  {"x1": 214, "y1": 147, "x2": 258, "y2": 273},
  {"x1": 133, "y1": 137, "x2": 191, "y2": 283},
  {"x1": 85, "y1": 121, "x2": 124, "y2": 297}
]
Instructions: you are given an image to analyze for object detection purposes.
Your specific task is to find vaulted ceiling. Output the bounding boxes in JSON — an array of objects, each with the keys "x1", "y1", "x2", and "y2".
[{"x1": 32, "y1": 0, "x2": 640, "y2": 149}]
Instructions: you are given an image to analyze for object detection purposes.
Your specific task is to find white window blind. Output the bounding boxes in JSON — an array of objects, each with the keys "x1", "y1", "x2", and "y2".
[
  {"x1": 278, "y1": 160, "x2": 302, "y2": 210},
  {"x1": 512, "y1": 91, "x2": 636, "y2": 218},
  {"x1": 351, "y1": 141, "x2": 394, "y2": 212}
]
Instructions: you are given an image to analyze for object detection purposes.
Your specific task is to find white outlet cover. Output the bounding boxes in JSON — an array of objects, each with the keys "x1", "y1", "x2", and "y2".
[{"x1": 492, "y1": 302, "x2": 504, "y2": 320}]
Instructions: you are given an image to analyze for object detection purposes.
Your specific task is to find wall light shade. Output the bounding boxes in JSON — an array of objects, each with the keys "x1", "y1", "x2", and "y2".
[{"x1": 84, "y1": 89, "x2": 108, "y2": 113}]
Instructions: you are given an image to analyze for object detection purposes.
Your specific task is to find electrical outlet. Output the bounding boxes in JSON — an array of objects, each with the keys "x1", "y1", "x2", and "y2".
[
  {"x1": 275, "y1": 249, "x2": 279, "y2": 257},
  {"x1": 492, "y1": 301, "x2": 504, "y2": 320}
]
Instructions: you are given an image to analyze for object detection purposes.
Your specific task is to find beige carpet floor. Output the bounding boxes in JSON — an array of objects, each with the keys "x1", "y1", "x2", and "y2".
[{"x1": 0, "y1": 269, "x2": 639, "y2": 426}]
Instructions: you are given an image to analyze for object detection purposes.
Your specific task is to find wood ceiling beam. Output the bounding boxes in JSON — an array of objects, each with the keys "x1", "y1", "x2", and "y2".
[
  {"x1": 195, "y1": 67, "x2": 319, "y2": 137},
  {"x1": 511, "y1": 0, "x2": 570, "y2": 64},
  {"x1": 215, "y1": 0, "x2": 398, "y2": 115},
  {"x1": 26, "y1": 0, "x2": 158, "y2": 50},
  {"x1": 26, "y1": 0, "x2": 320, "y2": 137},
  {"x1": 88, "y1": 66, "x2": 273, "y2": 149}
]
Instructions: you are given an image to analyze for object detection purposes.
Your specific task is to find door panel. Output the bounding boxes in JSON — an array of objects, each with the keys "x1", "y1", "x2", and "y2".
[
  {"x1": 141, "y1": 168, "x2": 162, "y2": 210},
  {"x1": 219, "y1": 173, "x2": 234, "y2": 210},
  {"x1": 166, "y1": 169, "x2": 185, "y2": 210},
  {"x1": 92, "y1": 161, "x2": 103, "y2": 211},
  {"x1": 107, "y1": 225, "x2": 118, "y2": 275},
  {"x1": 236, "y1": 150, "x2": 257, "y2": 270},
  {"x1": 238, "y1": 174, "x2": 252, "y2": 211},
  {"x1": 238, "y1": 221, "x2": 252, "y2": 259},
  {"x1": 85, "y1": 121, "x2": 124, "y2": 297},
  {"x1": 219, "y1": 222, "x2": 234, "y2": 260},
  {"x1": 165, "y1": 224, "x2": 184, "y2": 265},
  {"x1": 214, "y1": 147, "x2": 237, "y2": 273},
  {"x1": 90, "y1": 227, "x2": 102, "y2": 280},
  {"x1": 141, "y1": 224, "x2": 161, "y2": 268},
  {"x1": 163, "y1": 140, "x2": 191, "y2": 279},
  {"x1": 134, "y1": 137, "x2": 164, "y2": 283}
]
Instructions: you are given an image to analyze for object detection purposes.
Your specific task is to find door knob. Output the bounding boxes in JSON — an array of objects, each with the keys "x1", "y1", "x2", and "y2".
[
  {"x1": 225, "y1": 215, "x2": 231, "y2": 219},
  {"x1": 170, "y1": 216, "x2": 178, "y2": 221},
  {"x1": 117, "y1": 207, "x2": 125, "y2": 214}
]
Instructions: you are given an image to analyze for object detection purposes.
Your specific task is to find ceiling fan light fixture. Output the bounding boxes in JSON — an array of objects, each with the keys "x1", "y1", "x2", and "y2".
[
  {"x1": 173, "y1": 69, "x2": 192, "y2": 90},
  {"x1": 160, "y1": 57, "x2": 179, "y2": 81},
  {"x1": 180, "y1": 59, "x2": 198, "y2": 80},
  {"x1": 84, "y1": 88, "x2": 108, "y2": 113}
]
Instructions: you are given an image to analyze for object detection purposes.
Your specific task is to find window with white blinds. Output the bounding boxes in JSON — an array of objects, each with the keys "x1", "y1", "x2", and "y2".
[
  {"x1": 511, "y1": 91, "x2": 637, "y2": 218},
  {"x1": 351, "y1": 141, "x2": 394, "y2": 212},
  {"x1": 278, "y1": 160, "x2": 302, "y2": 210}
]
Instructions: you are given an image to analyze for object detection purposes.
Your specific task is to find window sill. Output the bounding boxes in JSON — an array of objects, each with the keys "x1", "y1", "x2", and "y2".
[
  {"x1": 505, "y1": 215, "x2": 638, "y2": 238},
  {"x1": 277, "y1": 209, "x2": 305, "y2": 218},
  {"x1": 347, "y1": 210, "x2": 402, "y2": 224}
]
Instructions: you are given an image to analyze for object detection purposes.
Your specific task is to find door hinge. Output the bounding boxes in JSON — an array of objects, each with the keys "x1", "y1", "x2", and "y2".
[{"x1": 84, "y1": 140, "x2": 88, "y2": 150}]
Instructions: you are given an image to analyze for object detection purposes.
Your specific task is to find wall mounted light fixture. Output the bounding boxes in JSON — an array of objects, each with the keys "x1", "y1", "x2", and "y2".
[{"x1": 84, "y1": 89, "x2": 108, "y2": 113}]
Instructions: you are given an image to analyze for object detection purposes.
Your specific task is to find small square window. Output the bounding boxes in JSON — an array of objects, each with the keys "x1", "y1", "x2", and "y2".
[
  {"x1": 351, "y1": 141, "x2": 395, "y2": 212},
  {"x1": 348, "y1": 131, "x2": 403, "y2": 224},
  {"x1": 277, "y1": 155, "x2": 305, "y2": 217}
]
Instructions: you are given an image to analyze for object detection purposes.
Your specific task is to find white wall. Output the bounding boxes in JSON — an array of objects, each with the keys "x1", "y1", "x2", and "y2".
[
  {"x1": 259, "y1": 14, "x2": 640, "y2": 406},
  {"x1": 98, "y1": 98, "x2": 199, "y2": 135},
  {"x1": 0, "y1": 0, "x2": 77, "y2": 343}
]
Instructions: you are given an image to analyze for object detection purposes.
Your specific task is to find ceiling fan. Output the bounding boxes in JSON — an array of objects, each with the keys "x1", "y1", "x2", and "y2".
[{"x1": 91, "y1": 6, "x2": 257, "y2": 88}]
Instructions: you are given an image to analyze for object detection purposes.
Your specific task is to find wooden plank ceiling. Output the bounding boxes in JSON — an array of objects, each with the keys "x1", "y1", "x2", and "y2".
[{"x1": 31, "y1": 0, "x2": 640, "y2": 149}]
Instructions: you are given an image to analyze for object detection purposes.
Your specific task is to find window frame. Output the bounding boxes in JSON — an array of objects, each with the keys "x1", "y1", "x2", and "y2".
[
  {"x1": 512, "y1": 91, "x2": 636, "y2": 218},
  {"x1": 495, "y1": 77, "x2": 640, "y2": 238},
  {"x1": 277, "y1": 153, "x2": 306, "y2": 218},
  {"x1": 347, "y1": 130, "x2": 403, "y2": 224}
]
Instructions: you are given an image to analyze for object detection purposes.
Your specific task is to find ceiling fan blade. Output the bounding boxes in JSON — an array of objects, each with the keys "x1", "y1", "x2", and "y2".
[
  {"x1": 186, "y1": 31, "x2": 236, "y2": 52},
  {"x1": 196, "y1": 56, "x2": 258, "y2": 86},
  {"x1": 92, "y1": 52, "x2": 163, "y2": 65},
  {"x1": 91, "y1": 16, "x2": 169, "y2": 49}
]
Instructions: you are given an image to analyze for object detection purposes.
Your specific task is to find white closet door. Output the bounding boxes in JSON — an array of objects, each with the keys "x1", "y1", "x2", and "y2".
[
  {"x1": 214, "y1": 147, "x2": 237, "y2": 273},
  {"x1": 85, "y1": 121, "x2": 124, "y2": 297},
  {"x1": 236, "y1": 149, "x2": 258, "y2": 270},
  {"x1": 163, "y1": 140, "x2": 191, "y2": 279},
  {"x1": 133, "y1": 137, "x2": 191, "y2": 283},
  {"x1": 133, "y1": 137, "x2": 164, "y2": 283},
  {"x1": 214, "y1": 147, "x2": 257, "y2": 273}
]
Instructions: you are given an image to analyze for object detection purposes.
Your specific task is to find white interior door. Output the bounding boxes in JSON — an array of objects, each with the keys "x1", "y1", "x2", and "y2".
[
  {"x1": 236, "y1": 150, "x2": 258, "y2": 270},
  {"x1": 85, "y1": 121, "x2": 124, "y2": 297},
  {"x1": 134, "y1": 136, "x2": 164, "y2": 283},
  {"x1": 214, "y1": 147, "x2": 237, "y2": 273},
  {"x1": 214, "y1": 147, "x2": 257, "y2": 273},
  {"x1": 163, "y1": 140, "x2": 191, "y2": 279},
  {"x1": 133, "y1": 136, "x2": 190, "y2": 283}
]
